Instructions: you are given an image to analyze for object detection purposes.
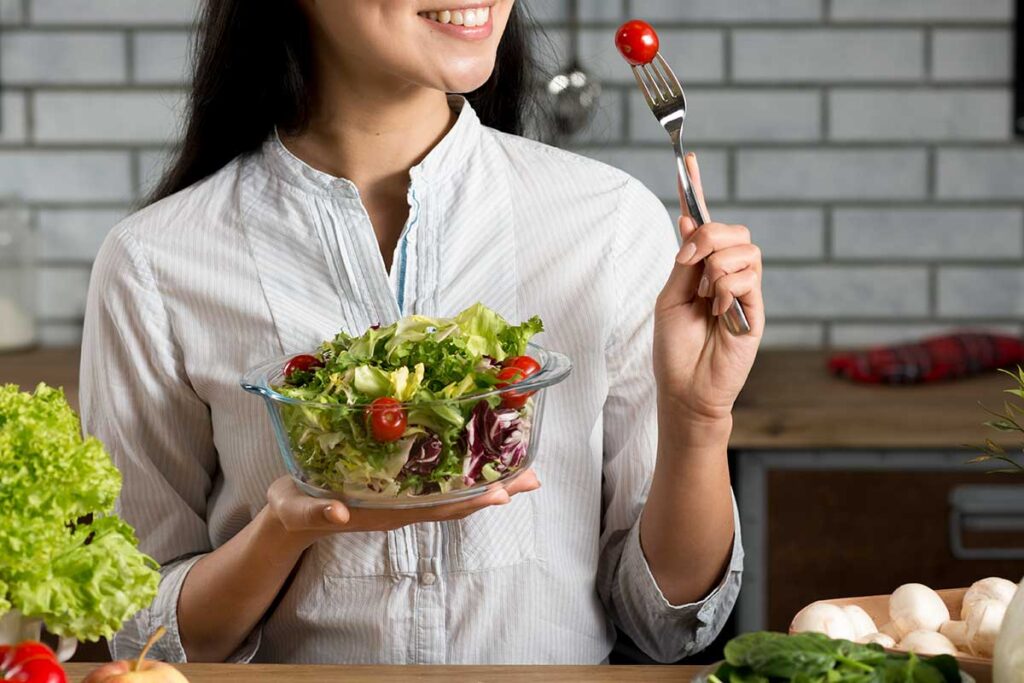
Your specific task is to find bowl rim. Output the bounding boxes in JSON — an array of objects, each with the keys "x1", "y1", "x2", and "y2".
[{"x1": 240, "y1": 340, "x2": 572, "y2": 409}]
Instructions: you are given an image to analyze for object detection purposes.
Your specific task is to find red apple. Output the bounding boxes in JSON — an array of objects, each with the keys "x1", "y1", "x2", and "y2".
[{"x1": 80, "y1": 628, "x2": 188, "y2": 683}]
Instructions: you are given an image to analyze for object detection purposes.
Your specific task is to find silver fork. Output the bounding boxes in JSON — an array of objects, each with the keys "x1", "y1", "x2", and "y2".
[{"x1": 631, "y1": 54, "x2": 751, "y2": 336}]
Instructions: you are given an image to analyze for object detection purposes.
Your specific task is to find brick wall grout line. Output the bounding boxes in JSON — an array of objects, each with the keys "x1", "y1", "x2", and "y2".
[
  {"x1": 537, "y1": 21, "x2": 1011, "y2": 30},
  {"x1": 23, "y1": 87, "x2": 34, "y2": 143},
  {"x1": 722, "y1": 28, "x2": 732, "y2": 83},
  {"x1": 926, "y1": 146, "x2": 937, "y2": 198},
  {"x1": 928, "y1": 264, "x2": 938, "y2": 317},
  {"x1": 129, "y1": 149, "x2": 141, "y2": 202},
  {"x1": 820, "y1": 85, "x2": 829, "y2": 142},
  {"x1": 823, "y1": 205, "x2": 833, "y2": 261},
  {"x1": 923, "y1": 25, "x2": 933, "y2": 81},
  {"x1": 822, "y1": 0, "x2": 832, "y2": 23},
  {"x1": 125, "y1": 27, "x2": 135, "y2": 83}
]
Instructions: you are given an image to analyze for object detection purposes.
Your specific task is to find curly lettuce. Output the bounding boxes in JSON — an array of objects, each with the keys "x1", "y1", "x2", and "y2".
[
  {"x1": 0, "y1": 383, "x2": 159, "y2": 641},
  {"x1": 275, "y1": 302, "x2": 544, "y2": 497}
]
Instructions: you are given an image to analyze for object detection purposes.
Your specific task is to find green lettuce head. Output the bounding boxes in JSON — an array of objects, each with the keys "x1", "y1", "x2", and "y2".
[{"x1": 0, "y1": 383, "x2": 159, "y2": 641}]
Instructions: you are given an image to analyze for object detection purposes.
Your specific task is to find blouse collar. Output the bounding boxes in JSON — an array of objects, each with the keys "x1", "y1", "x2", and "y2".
[{"x1": 261, "y1": 95, "x2": 482, "y2": 198}]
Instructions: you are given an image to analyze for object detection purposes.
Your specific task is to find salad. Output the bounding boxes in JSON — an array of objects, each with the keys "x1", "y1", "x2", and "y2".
[{"x1": 274, "y1": 303, "x2": 545, "y2": 498}]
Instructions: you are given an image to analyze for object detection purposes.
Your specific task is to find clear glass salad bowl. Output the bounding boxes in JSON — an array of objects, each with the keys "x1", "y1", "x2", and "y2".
[{"x1": 241, "y1": 342, "x2": 572, "y2": 509}]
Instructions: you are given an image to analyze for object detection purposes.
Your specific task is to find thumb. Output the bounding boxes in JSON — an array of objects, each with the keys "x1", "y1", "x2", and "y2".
[
  {"x1": 269, "y1": 476, "x2": 351, "y2": 531},
  {"x1": 658, "y1": 214, "x2": 703, "y2": 309},
  {"x1": 678, "y1": 152, "x2": 710, "y2": 222}
]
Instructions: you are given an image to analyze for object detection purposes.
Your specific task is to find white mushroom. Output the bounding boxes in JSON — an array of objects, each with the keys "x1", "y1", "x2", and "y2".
[
  {"x1": 889, "y1": 584, "x2": 950, "y2": 638},
  {"x1": 965, "y1": 598, "x2": 1006, "y2": 657},
  {"x1": 880, "y1": 621, "x2": 901, "y2": 640},
  {"x1": 843, "y1": 605, "x2": 879, "y2": 639},
  {"x1": 897, "y1": 630, "x2": 959, "y2": 656},
  {"x1": 962, "y1": 578, "x2": 1018, "y2": 621},
  {"x1": 857, "y1": 632, "x2": 897, "y2": 648},
  {"x1": 939, "y1": 620, "x2": 970, "y2": 649},
  {"x1": 790, "y1": 603, "x2": 856, "y2": 640}
]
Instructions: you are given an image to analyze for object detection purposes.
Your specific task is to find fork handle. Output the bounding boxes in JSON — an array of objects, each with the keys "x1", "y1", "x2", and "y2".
[{"x1": 671, "y1": 137, "x2": 752, "y2": 336}]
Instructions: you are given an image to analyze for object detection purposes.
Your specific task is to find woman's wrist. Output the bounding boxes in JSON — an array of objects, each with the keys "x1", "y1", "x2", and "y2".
[
  {"x1": 253, "y1": 505, "x2": 320, "y2": 560},
  {"x1": 657, "y1": 391, "x2": 734, "y2": 445}
]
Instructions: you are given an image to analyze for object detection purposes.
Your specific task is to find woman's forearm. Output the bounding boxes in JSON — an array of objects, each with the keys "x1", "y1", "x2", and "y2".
[
  {"x1": 177, "y1": 506, "x2": 311, "y2": 662},
  {"x1": 638, "y1": 394, "x2": 736, "y2": 606}
]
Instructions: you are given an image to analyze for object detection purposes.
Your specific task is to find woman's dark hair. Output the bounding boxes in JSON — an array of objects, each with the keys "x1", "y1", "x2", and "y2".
[{"x1": 149, "y1": 2, "x2": 538, "y2": 204}]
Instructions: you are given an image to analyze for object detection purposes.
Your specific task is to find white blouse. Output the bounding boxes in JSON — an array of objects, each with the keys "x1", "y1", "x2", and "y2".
[{"x1": 80, "y1": 97, "x2": 743, "y2": 665}]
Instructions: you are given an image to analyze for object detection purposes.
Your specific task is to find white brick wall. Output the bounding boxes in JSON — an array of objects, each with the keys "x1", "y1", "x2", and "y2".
[{"x1": 0, "y1": 0, "x2": 1021, "y2": 348}]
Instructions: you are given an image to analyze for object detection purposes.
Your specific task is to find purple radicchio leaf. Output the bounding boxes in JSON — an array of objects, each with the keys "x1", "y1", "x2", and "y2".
[
  {"x1": 402, "y1": 432, "x2": 443, "y2": 476},
  {"x1": 460, "y1": 400, "x2": 528, "y2": 486}
]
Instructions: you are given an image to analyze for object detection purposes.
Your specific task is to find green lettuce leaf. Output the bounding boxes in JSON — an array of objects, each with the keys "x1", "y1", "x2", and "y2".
[{"x1": 0, "y1": 383, "x2": 160, "y2": 641}]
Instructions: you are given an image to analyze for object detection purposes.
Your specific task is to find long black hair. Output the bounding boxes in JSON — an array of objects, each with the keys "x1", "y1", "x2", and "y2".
[{"x1": 149, "y1": 1, "x2": 538, "y2": 204}]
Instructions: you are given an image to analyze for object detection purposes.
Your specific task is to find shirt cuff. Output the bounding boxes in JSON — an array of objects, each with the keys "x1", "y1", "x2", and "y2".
[
  {"x1": 110, "y1": 554, "x2": 262, "y2": 664},
  {"x1": 613, "y1": 499, "x2": 744, "y2": 661}
]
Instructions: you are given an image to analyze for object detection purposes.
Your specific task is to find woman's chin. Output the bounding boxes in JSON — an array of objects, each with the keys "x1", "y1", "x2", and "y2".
[{"x1": 433, "y1": 61, "x2": 497, "y2": 94}]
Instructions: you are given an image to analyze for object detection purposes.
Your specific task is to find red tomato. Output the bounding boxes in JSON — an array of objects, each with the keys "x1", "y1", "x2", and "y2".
[
  {"x1": 496, "y1": 366, "x2": 533, "y2": 410},
  {"x1": 502, "y1": 355, "x2": 541, "y2": 379},
  {"x1": 283, "y1": 354, "x2": 322, "y2": 380},
  {"x1": 366, "y1": 397, "x2": 407, "y2": 442},
  {"x1": 614, "y1": 19, "x2": 659, "y2": 65},
  {"x1": 0, "y1": 641, "x2": 66, "y2": 683}
]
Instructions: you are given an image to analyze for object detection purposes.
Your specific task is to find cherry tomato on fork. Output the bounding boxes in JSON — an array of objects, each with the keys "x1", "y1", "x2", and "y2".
[
  {"x1": 283, "y1": 354, "x2": 323, "y2": 381},
  {"x1": 366, "y1": 397, "x2": 408, "y2": 442},
  {"x1": 614, "y1": 19, "x2": 659, "y2": 66}
]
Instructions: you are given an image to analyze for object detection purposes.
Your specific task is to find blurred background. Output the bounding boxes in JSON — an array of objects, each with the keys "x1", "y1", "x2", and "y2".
[{"x1": 0, "y1": 0, "x2": 1022, "y2": 665}]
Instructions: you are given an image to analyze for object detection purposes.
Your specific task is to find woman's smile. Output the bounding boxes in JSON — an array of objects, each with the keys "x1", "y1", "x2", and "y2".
[{"x1": 419, "y1": 3, "x2": 495, "y2": 39}]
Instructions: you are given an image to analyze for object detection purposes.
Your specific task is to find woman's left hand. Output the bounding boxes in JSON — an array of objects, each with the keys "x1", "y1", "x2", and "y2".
[{"x1": 653, "y1": 152, "x2": 764, "y2": 424}]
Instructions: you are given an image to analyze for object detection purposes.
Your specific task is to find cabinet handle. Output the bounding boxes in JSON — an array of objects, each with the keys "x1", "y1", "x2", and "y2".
[{"x1": 949, "y1": 484, "x2": 1024, "y2": 560}]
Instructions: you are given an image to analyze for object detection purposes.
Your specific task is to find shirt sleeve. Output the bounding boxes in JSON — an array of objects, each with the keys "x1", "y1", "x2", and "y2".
[
  {"x1": 80, "y1": 223, "x2": 260, "y2": 663},
  {"x1": 595, "y1": 178, "x2": 745, "y2": 664}
]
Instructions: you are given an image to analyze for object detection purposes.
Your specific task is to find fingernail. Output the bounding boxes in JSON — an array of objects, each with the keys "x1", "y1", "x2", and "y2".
[
  {"x1": 323, "y1": 505, "x2": 335, "y2": 521},
  {"x1": 698, "y1": 275, "x2": 709, "y2": 297},
  {"x1": 687, "y1": 152, "x2": 696, "y2": 160},
  {"x1": 677, "y1": 242, "x2": 697, "y2": 264},
  {"x1": 712, "y1": 296, "x2": 721, "y2": 315}
]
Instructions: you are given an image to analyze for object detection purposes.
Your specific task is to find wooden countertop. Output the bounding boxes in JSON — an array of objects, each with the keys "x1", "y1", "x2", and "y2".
[
  {"x1": 63, "y1": 663, "x2": 702, "y2": 681},
  {"x1": 0, "y1": 347, "x2": 1015, "y2": 450},
  {"x1": 732, "y1": 350, "x2": 1013, "y2": 449}
]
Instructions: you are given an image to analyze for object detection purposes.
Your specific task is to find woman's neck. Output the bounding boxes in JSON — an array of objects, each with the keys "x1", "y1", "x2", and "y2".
[
  {"x1": 279, "y1": 74, "x2": 455, "y2": 272},
  {"x1": 280, "y1": 82, "x2": 455, "y2": 200}
]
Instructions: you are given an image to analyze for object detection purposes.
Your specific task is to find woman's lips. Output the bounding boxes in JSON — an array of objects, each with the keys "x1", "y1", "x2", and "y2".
[{"x1": 419, "y1": 5, "x2": 494, "y2": 40}]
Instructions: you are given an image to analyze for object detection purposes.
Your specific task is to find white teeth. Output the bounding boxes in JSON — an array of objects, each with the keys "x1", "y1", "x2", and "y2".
[{"x1": 422, "y1": 7, "x2": 490, "y2": 26}]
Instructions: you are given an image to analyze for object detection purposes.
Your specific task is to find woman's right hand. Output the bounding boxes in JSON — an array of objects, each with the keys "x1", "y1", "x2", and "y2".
[{"x1": 264, "y1": 470, "x2": 541, "y2": 547}]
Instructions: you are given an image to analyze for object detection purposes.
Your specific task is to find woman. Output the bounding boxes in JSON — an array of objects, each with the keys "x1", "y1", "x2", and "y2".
[{"x1": 80, "y1": 0, "x2": 763, "y2": 666}]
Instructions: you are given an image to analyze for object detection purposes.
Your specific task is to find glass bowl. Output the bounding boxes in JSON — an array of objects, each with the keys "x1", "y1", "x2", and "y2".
[{"x1": 241, "y1": 342, "x2": 572, "y2": 509}]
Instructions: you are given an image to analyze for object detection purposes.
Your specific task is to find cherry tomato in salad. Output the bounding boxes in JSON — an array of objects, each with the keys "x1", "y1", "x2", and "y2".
[
  {"x1": 366, "y1": 397, "x2": 408, "y2": 442},
  {"x1": 614, "y1": 19, "x2": 659, "y2": 66},
  {"x1": 496, "y1": 365, "x2": 533, "y2": 410},
  {"x1": 283, "y1": 354, "x2": 322, "y2": 381},
  {"x1": 0, "y1": 641, "x2": 66, "y2": 683},
  {"x1": 502, "y1": 355, "x2": 541, "y2": 379}
]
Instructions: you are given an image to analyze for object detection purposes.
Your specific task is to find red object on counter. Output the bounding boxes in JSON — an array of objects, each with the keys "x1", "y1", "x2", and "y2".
[
  {"x1": 614, "y1": 20, "x2": 659, "y2": 65},
  {"x1": 0, "y1": 642, "x2": 66, "y2": 683},
  {"x1": 828, "y1": 332, "x2": 1024, "y2": 384}
]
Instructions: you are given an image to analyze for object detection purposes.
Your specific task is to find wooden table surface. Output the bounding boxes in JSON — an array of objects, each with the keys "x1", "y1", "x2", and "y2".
[
  {"x1": 62, "y1": 663, "x2": 704, "y2": 681},
  {"x1": 0, "y1": 347, "x2": 1015, "y2": 450}
]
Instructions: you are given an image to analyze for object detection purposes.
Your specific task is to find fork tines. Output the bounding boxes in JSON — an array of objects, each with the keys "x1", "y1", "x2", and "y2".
[{"x1": 630, "y1": 53, "x2": 682, "y2": 107}]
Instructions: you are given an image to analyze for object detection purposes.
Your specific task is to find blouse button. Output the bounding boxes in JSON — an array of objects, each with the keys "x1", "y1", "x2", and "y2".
[{"x1": 421, "y1": 572, "x2": 437, "y2": 586}]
